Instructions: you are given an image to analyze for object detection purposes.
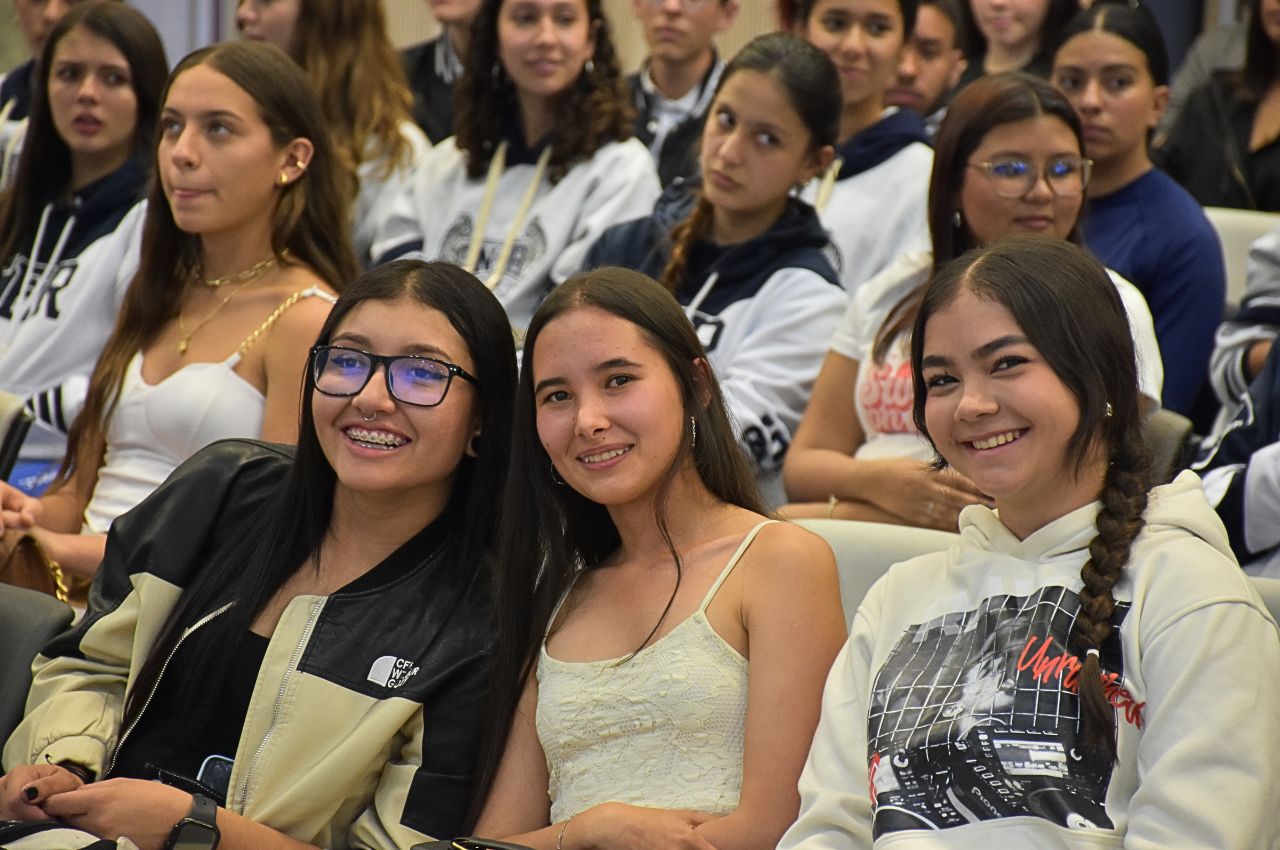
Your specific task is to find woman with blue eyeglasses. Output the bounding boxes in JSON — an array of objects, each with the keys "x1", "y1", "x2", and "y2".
[
  {"x1": 0, "y1": 259, "x2": 520, "y2": 850},
  {"x1": 782, "y1": 72, "x2": 1163, "y2": 531}
]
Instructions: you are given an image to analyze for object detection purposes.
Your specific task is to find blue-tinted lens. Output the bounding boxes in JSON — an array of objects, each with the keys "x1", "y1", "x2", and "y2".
[
  {"x1": 314, "y1": 347, "x2": 372, "y2": 394},
  {"x1": 989, "y1": 158, "x2": 1030, "y2": 179},
  {"x1": 389, "y1": 357, "x2": 451, "y2": 405}
]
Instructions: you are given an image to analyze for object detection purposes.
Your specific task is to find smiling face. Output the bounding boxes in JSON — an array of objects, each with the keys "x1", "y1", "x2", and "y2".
[
  {"x1": 47, "y1": 25, "x2": 139, "y2": 186},
  {"x1": 700, "y1": 68, "x2": 827, "y2": 243},
  {"x1": 958, "y1": 113, "x2": 1083, "y2": 245},
  {"x1": 804, "y1": 0, "x2": 905, "y2": 118},
  {"x1": 970, "y1": 0, "x2": 1050, "y2": 56},
  {"x1": 158, "y1": 63, "x2": 308, "y2": 243},
  {"x1": 920, "y1": 286, "x2": 1103, "y2": 537},
  {"x1": 235, "y1": 0, "x2": 301, "y2": 55},
  {"x1": 1052, "y1": 29, "x2": 1166, "y2": 179},
  {"x1": 314, "y1": 296, "x2": 480, "y2": 504},
  {"x1": 532, "y1": 305, "x2": 691, "y2": 510},
  {"x1": 498, "y1": 0, "x2": 596, "y2": 103},
  {"x1": 885, "y1": 4, "x2": 966, "y2": 116}
]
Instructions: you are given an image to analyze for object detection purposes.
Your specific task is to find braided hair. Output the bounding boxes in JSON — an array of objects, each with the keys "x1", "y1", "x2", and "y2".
[
  {"x1": 659, "y1": 32, "x2": 841, "y2": 293},
  {"x1": 910, "y1": 236, "x2": 1151, "y2": 761}
]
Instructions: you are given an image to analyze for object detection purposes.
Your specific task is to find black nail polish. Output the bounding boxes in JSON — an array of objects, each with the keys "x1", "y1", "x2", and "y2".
[{"x1": 22, "y1": 786, "x2": 37, "y2": 801}]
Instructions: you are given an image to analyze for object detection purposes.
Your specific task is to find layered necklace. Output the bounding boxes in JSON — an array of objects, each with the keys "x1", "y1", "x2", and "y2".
[{"x1": 176, "y1": 252, "x2": 284, "y2": 355}]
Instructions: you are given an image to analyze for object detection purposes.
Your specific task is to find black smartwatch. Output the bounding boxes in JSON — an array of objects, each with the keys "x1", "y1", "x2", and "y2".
[{"x1": 164, "y1": 793, "x2": 220, "y2": 850}]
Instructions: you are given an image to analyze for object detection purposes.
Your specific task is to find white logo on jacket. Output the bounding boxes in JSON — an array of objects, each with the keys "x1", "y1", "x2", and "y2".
[{"x1": 368, "y1": 655, "x2": 420, "y2": 689}]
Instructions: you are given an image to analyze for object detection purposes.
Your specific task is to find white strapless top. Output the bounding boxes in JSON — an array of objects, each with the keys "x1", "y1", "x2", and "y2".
[{"x1": 81, "y1": 286, "x2": 332, "y2": 534}]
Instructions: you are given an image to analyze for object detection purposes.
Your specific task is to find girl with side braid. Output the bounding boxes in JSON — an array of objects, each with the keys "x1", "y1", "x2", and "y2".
[{"x1": 779, "y1": 236, "x2": 1280, "y2": 850}]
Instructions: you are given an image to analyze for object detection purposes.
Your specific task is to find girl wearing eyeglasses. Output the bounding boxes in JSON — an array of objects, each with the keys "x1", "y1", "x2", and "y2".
[
  {"x1": 0, "y1": 40, "x2": 355, "y2": 586},
  {"x1": 1, "y1": 259, "x2": 520, "y2": 850},
  {"x1": 1053, "y1": 2, "x2": 1224, "y2": 417},
  {"x1": 372, "y1": 0, "x2": 661, "y2": 331},
  {"x1": 782, "y1": 72, "x2": 1163, "y2": 532},
  {"x1": 779, "y1": 234, "x2": 1280, "y2": 850}
]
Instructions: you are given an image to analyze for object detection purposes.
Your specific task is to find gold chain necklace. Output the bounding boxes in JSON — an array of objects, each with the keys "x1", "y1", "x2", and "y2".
[
  {"x1": 197, "y1": 252, "x2": 283, "y2": 288},
  {"x1": 176, "y1": 255, "x2": 279, "y2": 354}
]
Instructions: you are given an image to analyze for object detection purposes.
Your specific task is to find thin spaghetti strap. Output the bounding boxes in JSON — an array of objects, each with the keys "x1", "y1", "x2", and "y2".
[
  {"x1": 697, "y1": 520, "x2": 778, "y2": 612},
  {"x1": 237, "y1": 286, "x2": 334, "y2": 355}
]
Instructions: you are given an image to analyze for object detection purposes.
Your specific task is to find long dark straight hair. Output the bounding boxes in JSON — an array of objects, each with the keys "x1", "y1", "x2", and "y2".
[
  {"x1": 910, "y1": 236, "x2": 1151, "y2": 761},
  {"x1": 1238, "y1": 0, "x2": 1280, "y2": 103},
  {"x1": 480, "y1": 267, "x2": 767, "y2": 801},
  {"x1": 55, "y1": 39, "x2": 359, "y2": 491},
  {"x1": 0, "y1": 1, "x2": 168, "y2": 264},
  {"x1": 453, "y1": 0, "x2": 633, "y2": 184},
  {"x1": 121, "y1": 261, "x2": 518, "y2": 767}
]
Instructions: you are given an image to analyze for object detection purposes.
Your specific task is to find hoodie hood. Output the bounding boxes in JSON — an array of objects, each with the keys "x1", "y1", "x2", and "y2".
[
  {"x1": 835, "y1": 108, "x2": 930, "y2": 180},
  {"x1": 956, "y1": 470, "x2": 1234, "y2": 567}
]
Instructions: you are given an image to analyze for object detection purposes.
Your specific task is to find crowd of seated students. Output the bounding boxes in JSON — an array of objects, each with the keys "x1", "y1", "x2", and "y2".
[{"x1": 0, "y1": 0, "x2": 1279, "y2": 848}]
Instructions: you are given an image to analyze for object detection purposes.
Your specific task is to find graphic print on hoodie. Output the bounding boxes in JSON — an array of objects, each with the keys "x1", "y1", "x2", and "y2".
[{"x1": 868, "y1": 586, "x2": 1140, "y2": 838}]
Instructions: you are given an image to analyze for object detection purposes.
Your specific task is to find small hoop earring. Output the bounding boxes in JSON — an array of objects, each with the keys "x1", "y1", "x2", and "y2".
[
  {"x1": 689, "y1": 415, "x2": 697, "y2": 450},
  {"x1": 952, "y1": 209, "x2": 962, "y2": 229},
  {"x1": 1105, "y1": 402, "x2": 1114, "y2": 419},
  {"x1": 549, "y1": 460, "x2": 566, "y2": 486},
  {"x1": 584, "y1": 58, "x2": 595, "y2": 75}
]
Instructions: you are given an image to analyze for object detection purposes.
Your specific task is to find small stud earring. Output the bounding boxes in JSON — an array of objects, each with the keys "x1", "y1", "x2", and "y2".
[
  {"x1": 584, "y1": 58, "x2": 595, "y2": 75},
  {"x1": 952, "y1": 209, "x2": 963, "y2": 228},
  {"x1": 278, "y1": 171, "x2": 289, "y2": 186}
]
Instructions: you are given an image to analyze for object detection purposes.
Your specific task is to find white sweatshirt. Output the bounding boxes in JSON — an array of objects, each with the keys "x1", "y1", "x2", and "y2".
[
  {"x1": 372, "y1": 136, "x2": 661, "y2": 329},
  {"x1": 779, "y1": 471, "x2": 1280, "y2": 849}
]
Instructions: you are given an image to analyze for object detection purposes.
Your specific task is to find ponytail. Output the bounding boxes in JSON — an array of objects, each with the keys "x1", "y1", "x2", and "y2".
[{"x1": 659, "y1": 193, "x2": 713, "y2": 294}]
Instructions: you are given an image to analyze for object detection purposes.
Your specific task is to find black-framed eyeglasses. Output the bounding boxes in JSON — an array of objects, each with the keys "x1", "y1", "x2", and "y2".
[
  {"x1": 310, "y1": 345, "x2": 479, "y2": 408},
  {"x1": 968, "y1": 155, "x2": 1093, "y2": 199}
]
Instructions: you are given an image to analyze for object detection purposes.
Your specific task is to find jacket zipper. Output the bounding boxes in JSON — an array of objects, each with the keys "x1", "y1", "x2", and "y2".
[
  {"x1": 104, "y1": 601, "x2": 236, "y2": 777},
  {"x1": 235, "y1": 597, "x2": 323, "y2": 813}
]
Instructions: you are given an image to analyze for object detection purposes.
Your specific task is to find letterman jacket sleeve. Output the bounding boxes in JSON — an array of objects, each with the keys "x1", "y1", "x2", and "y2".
[
  {"x1": 548, "y1": 139, "x2": 661, "y2": 286},
  {"x1": 2, "y1": 441, "x2": 284, "y2": 776},
  {"x1": 777, "y1": 597, "x2": 879, "y2": 850},
  {"x1": 1210, "y1": 225, "x2": 1280, "y2": 407},
  {"x1": 711, "y1": 269, "x2": 847, "y2": 473}
]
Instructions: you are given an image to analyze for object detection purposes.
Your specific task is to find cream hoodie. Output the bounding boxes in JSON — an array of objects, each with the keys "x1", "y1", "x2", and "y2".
[{"x1": 780, "y1": 471, "x2": 1280, "y2": 849}]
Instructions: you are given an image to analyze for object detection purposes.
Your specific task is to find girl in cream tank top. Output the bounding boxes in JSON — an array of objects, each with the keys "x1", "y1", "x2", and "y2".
[{"x1": 536, "y1": 519, "x2": 776, "y2": 822}]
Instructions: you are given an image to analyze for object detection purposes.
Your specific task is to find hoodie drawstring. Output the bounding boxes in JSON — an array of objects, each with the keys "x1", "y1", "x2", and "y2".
[
  {"x1": 463, "y1": 140, "x2": 552, "y2": 291},
  {"x1": 0, "y1": 203, "x2": 76, "y2": 351}
]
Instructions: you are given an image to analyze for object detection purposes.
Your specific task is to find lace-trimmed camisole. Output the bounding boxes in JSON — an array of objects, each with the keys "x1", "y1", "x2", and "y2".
[{"x1": 536, "y1": 520, "x2": 776, "y2": 822}]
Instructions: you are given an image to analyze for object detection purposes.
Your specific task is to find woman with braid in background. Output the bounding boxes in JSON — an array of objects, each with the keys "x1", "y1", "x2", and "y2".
[
  {"x1": 778, "y1": 236, "x2": 1280, "y2": 850},
  {"x1": 584, "y1": 32, "x2": 846, "y2": 504}
]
